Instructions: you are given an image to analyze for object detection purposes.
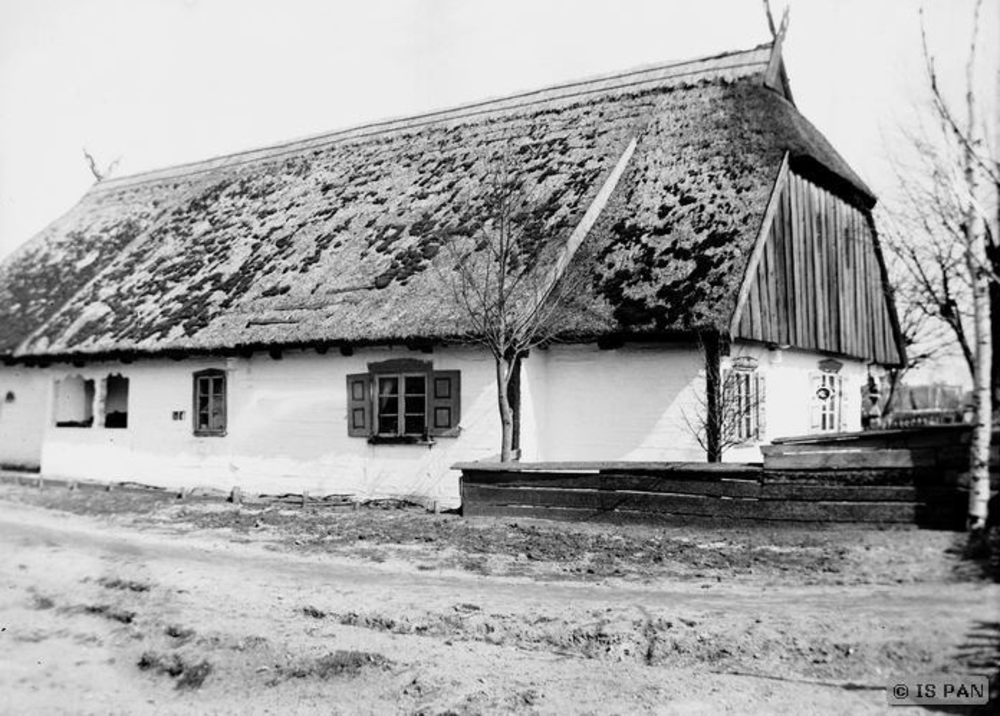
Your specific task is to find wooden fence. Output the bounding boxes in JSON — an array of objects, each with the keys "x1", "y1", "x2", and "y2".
[
  {"x1": 457, "y1": 460, "x2": 971, "y2": 528},
  {"x1": 763, "y1": 425, "x2": 1000, "y2": 477}
]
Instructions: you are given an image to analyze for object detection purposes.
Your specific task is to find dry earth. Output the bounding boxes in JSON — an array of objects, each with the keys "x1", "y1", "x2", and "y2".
[{"x1": 0, "y1": 481, "x2": 997, "y2": 715}]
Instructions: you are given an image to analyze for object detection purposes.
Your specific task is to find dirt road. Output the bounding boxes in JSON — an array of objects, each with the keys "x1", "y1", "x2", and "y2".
[{"x1": 0, "y1": 488, "x2": 997, "y2": 714}]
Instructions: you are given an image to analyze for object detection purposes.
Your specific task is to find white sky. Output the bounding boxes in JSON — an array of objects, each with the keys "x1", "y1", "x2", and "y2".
[{"x1": 0, "y1": 0, "x2": 996, "y2": 381}]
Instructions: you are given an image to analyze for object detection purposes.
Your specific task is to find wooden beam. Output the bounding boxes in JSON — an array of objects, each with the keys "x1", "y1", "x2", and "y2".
[
  {"x1": 729, "y1": 152, "x2": 790, "y2": 336},
  {"x1": 704, "y1": 333, "x2": 723, "y2": 463}
]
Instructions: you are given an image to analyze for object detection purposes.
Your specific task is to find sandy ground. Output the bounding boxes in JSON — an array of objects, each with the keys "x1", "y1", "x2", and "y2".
[{"x1": 0, "y1": 483, "x2": 997, "y2": 715}]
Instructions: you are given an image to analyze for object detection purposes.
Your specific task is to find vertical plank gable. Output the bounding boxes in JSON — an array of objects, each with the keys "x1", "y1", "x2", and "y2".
[{"x1": 731, "y1": 170, "x2": 902, "y2": 365}]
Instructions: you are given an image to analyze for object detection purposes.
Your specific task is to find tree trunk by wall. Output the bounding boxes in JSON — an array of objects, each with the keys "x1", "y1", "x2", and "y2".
[
  {"x1": 496, "y1": 357, "x2": 516, "y2": 462},
  {"x1": 507, "y1": 356, "x2": 522, "y2": 452},
  {"x1": 704, "y1": 335, "x2": 722, "y2": 463}
]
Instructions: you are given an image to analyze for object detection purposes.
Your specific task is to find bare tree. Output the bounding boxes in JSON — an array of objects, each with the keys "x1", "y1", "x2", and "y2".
[
  {"x1": 447, "y1": 149, "x2": 590, "y2": 462},
  {"x1": 682, "y1": 342, "x2": 765, "y2": 462},
  {"x1": 82, "y1": 148, "x2": 121, "y2": 182},
  {"x1": 889, "y1": 0, "x2": 997, "y2": 532},
  {"x1": 880, "y1": 215, "x2": 965, "y2": 416}
]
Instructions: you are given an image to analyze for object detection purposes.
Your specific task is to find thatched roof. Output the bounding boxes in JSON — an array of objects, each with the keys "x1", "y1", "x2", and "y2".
[{"x1": 0, "y1": 43, "x2": 875, "y2": 360}]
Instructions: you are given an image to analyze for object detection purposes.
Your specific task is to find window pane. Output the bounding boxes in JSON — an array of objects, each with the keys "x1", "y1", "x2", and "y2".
[
  {"x1": 212, "y1": 377, "x2": 224, "y2": 394},
  {"x1": 404, "y1": 375, "x2": 425, "y2": 395},
  {"x1": 405, "y1": 394, "x2": 425, "y2": 415},
  {"x1": 404, "y1": 415, "x2": 424, "y2": 435},
  {"x1": 434, "y1": 407, "x2": 451, "y2": 429},
  {"x1": 198, "y1": 396, "x2": 209, "y2": 412},
  {"x1": 434, "y1": 377, "x2": 450, "y2": 399},
  {"x1": 210, "y1": 396, "x2": 224, "y2": 428},
  {"x1": 378, "y1": 396, "x2": 399, "y2": 415},
  {"x1": 198, "y1": 411, "x2": 210, "y2": 429},
  {"x1": 378, "y1": 377, "x2": 399, "y2": 396},
  {"x1": 378, "y1": 414, "x2": 399, "y2": 434}
]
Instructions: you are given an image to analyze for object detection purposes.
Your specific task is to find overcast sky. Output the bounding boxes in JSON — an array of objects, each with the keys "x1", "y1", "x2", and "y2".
[{"x1": 0, "y1": 0, "x2": 996, "y2": 379}]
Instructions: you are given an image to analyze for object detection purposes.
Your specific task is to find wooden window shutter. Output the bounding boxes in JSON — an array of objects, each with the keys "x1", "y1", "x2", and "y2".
[
  {"x1": 721, "y1": 368, "x2": 732, "y2": 404},
  {"x1": 346, "y1": 373, "x2": 372, "y2": 437},
  {"x1": 755, "y1": 372, "x2": 766, "y2": 441},
  {"x1": 836, "y1": 375, "x2": 847, "y2": 432},
  {"x1": 808, "y1": 372, "x2": 823, "y2": 431},
  {"x1": 429, "y1": 370, "x2": 461, "y2": 436}
]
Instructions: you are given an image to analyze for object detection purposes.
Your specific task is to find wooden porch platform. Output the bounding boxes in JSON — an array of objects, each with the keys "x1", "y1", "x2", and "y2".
[{"x1": 456, "y1": 427, "x2": 1000, "y2": 528}]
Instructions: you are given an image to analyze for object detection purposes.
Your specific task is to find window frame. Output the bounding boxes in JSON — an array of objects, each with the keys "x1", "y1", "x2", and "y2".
[
  {"x1": 810, "y1": 372, "x2": 843, "y2": 433},
  {"x1": 347, "y1": 360, "x2": 460, "y2": 442},
  {"x1": 53, "y1": 376, "x2": 96, "y2": 429},
  {"x1": 722, "y1": 367, "x2": 764, "y2": 445},
  {"x1": 729, "y1": 370, "x2": 756, "y2": 443},
  {"x1": 374, "y1": 372, "x2": 429, "y2": 439},
  {"x1": 192, "y1": 368, "x2": 227, "y2": 437},
  {"x1": 102, "y1": 374, "x2": 130, "y2": 429}
]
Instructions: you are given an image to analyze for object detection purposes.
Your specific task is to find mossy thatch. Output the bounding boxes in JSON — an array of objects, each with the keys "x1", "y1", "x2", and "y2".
[{"x1": 0, "y1": 43, "x2": 873, "y2": 359}]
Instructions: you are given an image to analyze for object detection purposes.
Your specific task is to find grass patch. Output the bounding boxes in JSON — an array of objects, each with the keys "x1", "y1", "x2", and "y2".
[
  {"x1": 282, "y1": 650, "x2": 391, "y2": 680},
  {"x1": 138, "y1": 650, "x2": 212, "y2": 690},
  {"x1": 98, "y1": 576, "x2": 151, "y2": 593},
  {"x1": 164, "y1": 624, "x2": 196, "y2": 641},
  {"x1": 83, "y1": 604, "x2": 135, "y2": 624},
  {"x1": 30, "y1": 594, "x2": 55, "y2": 610}
]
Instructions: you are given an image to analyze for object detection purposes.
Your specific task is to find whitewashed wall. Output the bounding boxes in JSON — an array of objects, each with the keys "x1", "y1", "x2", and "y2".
[
  {"x1": 528, "y1": 342, "x2": 868, "y2": 463},
  {"x1": 12, "y1": 341, "x2": 870, "y2": 502},
  {"x1": 0, "y1": 367, "x2": 48, "y2": 469},
  {"x1": 36, "y1": 347, "x2": 510, "y2": 508},
  {"x1": 724, "y1": 343, "x2": 868, "y2": 461},
  {"x1": 527, "y1": 343, "x2": 706, "y2": 461}
]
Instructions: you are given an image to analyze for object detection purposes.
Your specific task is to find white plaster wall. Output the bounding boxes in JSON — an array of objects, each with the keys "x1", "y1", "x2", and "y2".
[
  {"x1": 23, "y1": 341, "x2": 871, "y2": 501},
  {"x1": 529, "y1": 342, "x2": 869, "y2": 464},
  {"x1": 0, "y1": 367, "x2": 48, "y2": 469},
  {"x1": 529, "y1": 343, "x2": 707, "y2": 462},
  {"x1": 37, "y1": 347, "x2": 508, "y2": 507},
  {"x1": 724, "y1": 342, "x2": 868, "y2": 462}
]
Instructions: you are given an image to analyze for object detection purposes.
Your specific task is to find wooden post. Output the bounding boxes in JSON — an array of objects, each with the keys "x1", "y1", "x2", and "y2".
[
  {"x1": 301, "y1": 491, "x2": 309, "y2": 510},
  {"x1": 229, "y1": 486, "x2": 243, "y2": 505},
  {"x1": 704, "y1": 333, "x2": 723, "y2": 463}
]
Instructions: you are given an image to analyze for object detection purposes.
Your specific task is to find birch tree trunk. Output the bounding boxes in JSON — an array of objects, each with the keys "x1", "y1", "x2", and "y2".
[
  {"x1": 964, "y1": 24, "x2": 991, "y2": 532},
  {"x1": 967, "y1": 212, "x2": 992, "y2": 532}
]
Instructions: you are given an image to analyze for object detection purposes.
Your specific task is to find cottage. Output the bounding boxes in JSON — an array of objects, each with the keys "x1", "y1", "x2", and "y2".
[{"x1": 0, "y1": 41, "x2": 903, "y2": 507}]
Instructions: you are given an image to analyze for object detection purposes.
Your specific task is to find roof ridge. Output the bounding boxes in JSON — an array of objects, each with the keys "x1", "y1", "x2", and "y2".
[{"x1": 92, "y1": 42, "x2": 773, "y2": 193}]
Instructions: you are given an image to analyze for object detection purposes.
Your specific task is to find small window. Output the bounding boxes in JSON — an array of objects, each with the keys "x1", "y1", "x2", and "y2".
[
  {"x1": 722, "y1": 368, "x2": 765, "y2": 444},
  {"x1": 347, "y1": 365, "x2": 459, "y2": 440},
  {"x1": 103, "y1": 374, "x2": 129, "y2": 429},
  {"x1": 54, "y1": 376, "x2": 95, "y2": 428},
  {"x1": 374, "y1": 374, "x2": 428, "y2": 437},
  {"x1": 193, "y1": 369, "x2": 227, "y2": 436},
  {"x1": 810, "y1": 372, "x2": 842, "y2": 433}
]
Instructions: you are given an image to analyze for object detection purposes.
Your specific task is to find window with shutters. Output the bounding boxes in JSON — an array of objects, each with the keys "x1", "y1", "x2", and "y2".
[
  {"x1": 721, "y1": 368, "x2": 765, "y2": 444},
  {"x1": 809, "y1": 372, "x2": 842, "y2": 433},
  {"x1": 193, "y1": 369, "x2": 227, "y2": 436},
  {"x1": 346, "y1": 360, "x2": 460, "y2": 442}
]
